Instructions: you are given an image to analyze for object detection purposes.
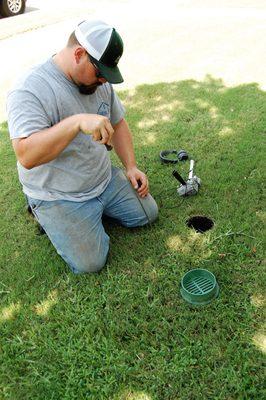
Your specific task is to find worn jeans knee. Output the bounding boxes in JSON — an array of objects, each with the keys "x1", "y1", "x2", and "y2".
[
  {"x1": 101, "y1": 167, "x2": 159, "y2": 228},
  {"x1": 139, "y1": 194, "x2": 158, "y2": 225},
  {"x1": 27, "y1": 195, "x2": 110, "y2": 275},
  {"x1": 57, "y1": 230, "x2": 110, "y2": 275},
  {"x1": 72, "y1": 248, "x2": 109, "y2": 274}
]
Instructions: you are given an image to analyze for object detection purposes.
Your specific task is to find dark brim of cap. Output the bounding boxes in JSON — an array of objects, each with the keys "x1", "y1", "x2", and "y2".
[{"x1": 93, "y1": 58, "x2": 124, "y2": 84}]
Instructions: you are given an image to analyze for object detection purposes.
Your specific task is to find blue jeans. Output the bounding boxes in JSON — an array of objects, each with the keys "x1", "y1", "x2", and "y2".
[{"x1": 27, "y1": 167, "x2": 158, "y2": 274}]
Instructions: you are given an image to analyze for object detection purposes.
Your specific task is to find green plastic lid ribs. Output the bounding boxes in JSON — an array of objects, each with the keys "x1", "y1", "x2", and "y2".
[{"x1": 180, "y1": 269, "x2": 219, "y2": 305}]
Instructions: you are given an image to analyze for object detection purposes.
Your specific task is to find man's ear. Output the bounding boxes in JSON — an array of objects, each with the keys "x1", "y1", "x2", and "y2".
[{"x1": 74, "y1": 47, "x2": 86, "y2": 64}]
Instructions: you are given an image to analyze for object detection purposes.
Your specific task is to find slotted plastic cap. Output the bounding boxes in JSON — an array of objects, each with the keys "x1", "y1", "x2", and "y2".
[{"x1": 180, "y1": 269, "x2": 219, "y2": 305}]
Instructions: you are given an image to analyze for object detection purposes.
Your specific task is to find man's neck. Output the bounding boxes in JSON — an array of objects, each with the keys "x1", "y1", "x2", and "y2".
[{"x1": 53, "y1": 49, "x2": 73, "y2": 81}]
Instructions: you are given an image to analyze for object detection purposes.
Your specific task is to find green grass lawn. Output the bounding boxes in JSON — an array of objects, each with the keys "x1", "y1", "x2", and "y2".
[{"x1": 0, "y1": 76, "x2": 265, "y2": 400}]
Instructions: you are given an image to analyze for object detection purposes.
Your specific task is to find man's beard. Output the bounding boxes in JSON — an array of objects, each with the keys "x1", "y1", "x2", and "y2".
[{"x1": 78, "y1": 82, "x2": 102, "y2": 95}]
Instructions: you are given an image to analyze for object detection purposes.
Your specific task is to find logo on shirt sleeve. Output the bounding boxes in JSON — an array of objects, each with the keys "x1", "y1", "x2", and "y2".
[{"x1": 97, "y1": 102, "x2": 110, "y2": 117}]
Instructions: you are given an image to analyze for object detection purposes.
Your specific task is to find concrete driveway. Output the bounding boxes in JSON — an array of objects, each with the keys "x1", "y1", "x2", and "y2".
[{"x1": 0, "y1": 0, "x2": 265, "y2": 122}]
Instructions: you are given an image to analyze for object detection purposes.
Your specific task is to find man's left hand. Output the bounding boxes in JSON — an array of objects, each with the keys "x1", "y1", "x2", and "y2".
[{"x1": 126, "y1": 167, "x2": 149, "y2": 198}]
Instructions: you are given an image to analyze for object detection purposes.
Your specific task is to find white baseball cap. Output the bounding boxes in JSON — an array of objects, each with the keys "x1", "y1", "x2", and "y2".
[{"x1": 75, "y1": 20, "x2": 124, "y2": 84}]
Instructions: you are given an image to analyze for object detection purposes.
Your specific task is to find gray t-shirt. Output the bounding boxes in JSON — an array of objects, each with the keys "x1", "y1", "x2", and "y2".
[{"x1": 7, "y1": 57, "x2": 125, "y2": 201}]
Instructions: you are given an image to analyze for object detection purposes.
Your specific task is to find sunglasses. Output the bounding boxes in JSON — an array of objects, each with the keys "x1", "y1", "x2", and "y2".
[{"x1": 87, "y1": 53, "x2": 104, "y2": 79}]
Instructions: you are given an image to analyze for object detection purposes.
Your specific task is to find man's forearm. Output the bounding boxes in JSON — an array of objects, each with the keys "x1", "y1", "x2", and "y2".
[
  {"x1": 12, "y1": 113, "x2": 113, "y2": 170},
  {"x1": 112, "y1": 119, "x2": 137, "y2": 170},
  {"x1": 13, "y1": 115, "x2": 81, "y2": 169}
]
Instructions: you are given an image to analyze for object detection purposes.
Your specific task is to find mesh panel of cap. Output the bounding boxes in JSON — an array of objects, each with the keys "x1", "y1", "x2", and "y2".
[{"x1": 75, "y1": 20, "x2": 113, "y2": 60}]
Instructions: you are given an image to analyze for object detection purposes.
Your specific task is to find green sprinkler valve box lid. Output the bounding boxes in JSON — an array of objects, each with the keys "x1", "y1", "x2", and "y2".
[{"x1": 180, "y1": 269, "x2": 219, "y2": 305}]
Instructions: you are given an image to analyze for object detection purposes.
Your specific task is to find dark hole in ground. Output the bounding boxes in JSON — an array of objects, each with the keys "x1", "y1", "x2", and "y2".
[{"x1": 186, "y1": 216, "x2": 214, "y2": 233}]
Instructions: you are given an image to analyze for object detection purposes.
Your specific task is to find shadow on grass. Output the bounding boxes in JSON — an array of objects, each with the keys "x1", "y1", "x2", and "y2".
[{"x1": 0, "y1": 76, "x2": 265, "y2": 400}]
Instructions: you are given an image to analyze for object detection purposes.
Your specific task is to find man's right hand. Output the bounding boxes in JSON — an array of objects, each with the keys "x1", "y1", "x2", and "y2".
[{"x1": 79, "y1": 114, "x2": 114, "y2": 146}]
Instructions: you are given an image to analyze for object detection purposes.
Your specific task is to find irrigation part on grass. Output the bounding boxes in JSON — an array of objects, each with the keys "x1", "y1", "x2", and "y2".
[
  {"x1": 180, "y1": 268, "x2": 219, "y2": 305},
  {"x1": 173, "y1": 160, "x2": 201, "y2": 196}
]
